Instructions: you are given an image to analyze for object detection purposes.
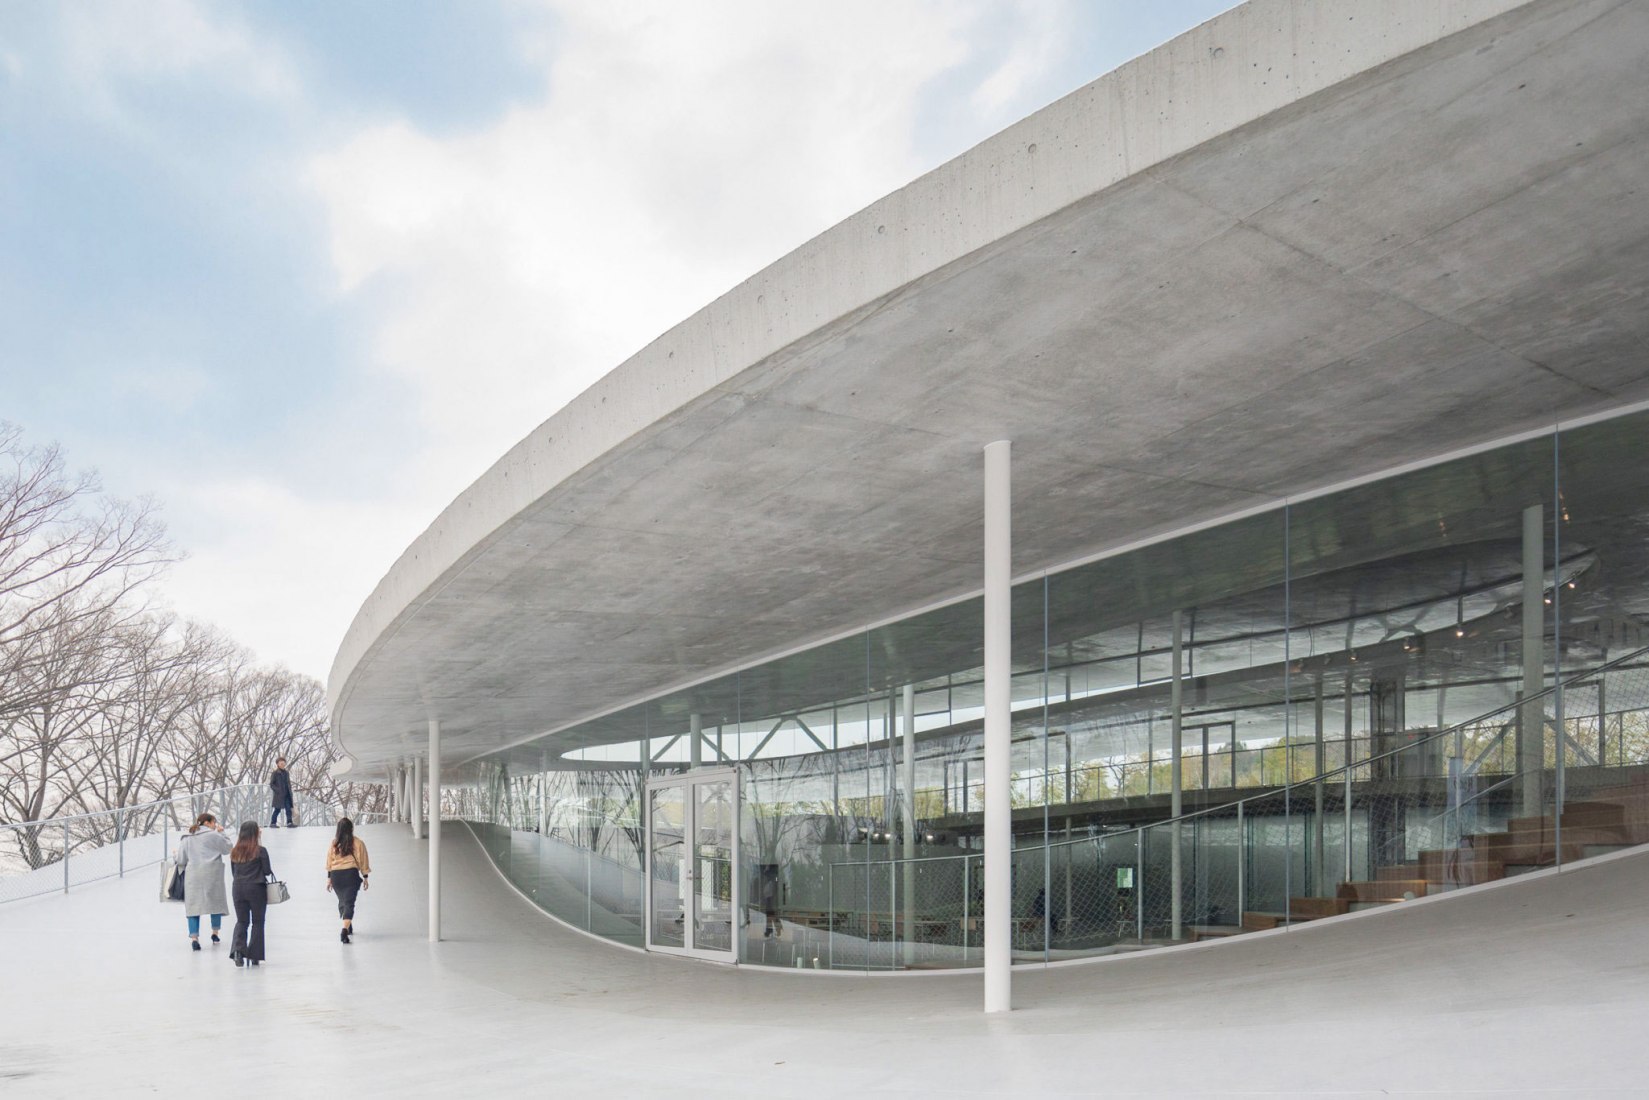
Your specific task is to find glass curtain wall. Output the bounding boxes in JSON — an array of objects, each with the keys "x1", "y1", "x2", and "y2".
[{"x1": 454, "y1": 410, "x2": 1649, "y2": 970}]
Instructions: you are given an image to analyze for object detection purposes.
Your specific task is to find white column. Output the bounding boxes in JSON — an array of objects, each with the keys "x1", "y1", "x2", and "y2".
[
  {"x1": 690, "y1": 712, "x2": 702, "y2": 769},
  {"x1": 902, "y1": 682, "x2": 917, "y2": 967},
  {"x1": 1313, "y1": 676, "x2": 1326, "y2": 894},
  {"x1": 1520, "y1": 504, "x2": 1544, "y2": 817},
  {"x1": 428, "y1": 719, "x2": 442, "y2": 943},
  {"x1": 1170, "y1": 609, "x2": 1184, "y2": 941},
  {"x1": 983, "y1": 439, "x2": 1012, "y2": 1014},
  {"x1": 412, "y1": 754, "x2": 423, "y2": 839}
]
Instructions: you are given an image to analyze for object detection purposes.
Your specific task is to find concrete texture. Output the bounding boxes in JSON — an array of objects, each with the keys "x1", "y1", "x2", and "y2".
[
  {"x1": 330, "y1": 0, "x2": 1649, "y2": 769},
  {"x1": 1, "y1": 822, "x2": 1645, "y2": 1097}
]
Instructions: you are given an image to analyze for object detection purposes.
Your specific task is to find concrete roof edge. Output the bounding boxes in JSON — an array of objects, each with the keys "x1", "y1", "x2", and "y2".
[{"x1": 325, "y1": 0, "x2": 1540, "y2": 732}]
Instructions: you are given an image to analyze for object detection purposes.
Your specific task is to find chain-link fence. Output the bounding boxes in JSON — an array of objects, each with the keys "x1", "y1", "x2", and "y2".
[{"x1": 819, "y1": 647, "x2": 1649, "y2": 969}]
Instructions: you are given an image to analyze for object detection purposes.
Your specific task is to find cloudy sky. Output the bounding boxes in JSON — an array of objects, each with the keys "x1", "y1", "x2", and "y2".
[{"x1": 1, "y1": 0, "x2": 1233, "y2": 682}]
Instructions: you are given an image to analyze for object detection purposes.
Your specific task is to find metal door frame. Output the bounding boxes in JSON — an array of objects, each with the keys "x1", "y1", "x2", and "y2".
[{"x1": 644, "y1": 768, "x2": 740, "y2": 962}]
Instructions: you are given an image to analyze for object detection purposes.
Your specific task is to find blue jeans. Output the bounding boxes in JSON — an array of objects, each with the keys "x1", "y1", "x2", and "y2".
[
  {"x1": 271, "y1": 804, "x2": 293, "y2": 827},
  {"x1": 187, "y1": 914, "x2": 223, "y2": 936}
]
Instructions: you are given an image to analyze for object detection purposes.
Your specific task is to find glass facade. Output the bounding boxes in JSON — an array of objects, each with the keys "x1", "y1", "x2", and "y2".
[{"x1": 454, "y1": 409, "x2": 1649, "y2": 970}]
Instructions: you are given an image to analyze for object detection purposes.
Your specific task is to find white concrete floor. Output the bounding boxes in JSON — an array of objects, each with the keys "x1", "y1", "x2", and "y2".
[{"x1": 1, "y1": 821, "x2": 1645, "y2": 1098}]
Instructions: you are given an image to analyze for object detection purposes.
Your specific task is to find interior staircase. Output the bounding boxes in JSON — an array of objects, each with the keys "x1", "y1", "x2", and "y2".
[{"x1": 1238, "y1": 771, "x2": 1649, "y2": 932}]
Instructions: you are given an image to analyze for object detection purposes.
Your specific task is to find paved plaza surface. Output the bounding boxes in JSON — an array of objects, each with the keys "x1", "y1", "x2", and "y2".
[{"x1": 1, "y1": 822, "x2": 1645, "y2": 1097}]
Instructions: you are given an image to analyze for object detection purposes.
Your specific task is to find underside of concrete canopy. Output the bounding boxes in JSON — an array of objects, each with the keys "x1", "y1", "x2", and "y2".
[{"x1": 328, "y1": 0, "x2": 1649, "y2": 772}]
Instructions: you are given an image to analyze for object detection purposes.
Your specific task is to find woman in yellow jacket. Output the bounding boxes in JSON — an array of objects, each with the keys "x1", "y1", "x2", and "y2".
[{"x1": 324, "y1": 817, "x2": 371, "y2": 943}]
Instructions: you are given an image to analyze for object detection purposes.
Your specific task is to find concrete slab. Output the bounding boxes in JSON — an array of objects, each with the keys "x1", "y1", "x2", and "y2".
[
  {"x1": 2, "y1": 821, "x2": 1645, "y2": 1097},
  {"x1": 328, "y1": 0, "x2": 1649, "y2": 772}
]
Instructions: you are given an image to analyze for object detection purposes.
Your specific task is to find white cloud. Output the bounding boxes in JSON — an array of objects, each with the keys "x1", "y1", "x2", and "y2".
[
  {"x1": 107, "y1": 363, "x2": 216, "y2": 413},
  {"x1": 156, "y1": 475, "x2": 431, "y2": 678},
  {"x1": 305, "y1": 0, "x2": 997, "y2": 504},
  {"x1": 972, "y1": 0, "x2": 1085, "y2": 114},
  {"x1": 19, "y1": 0, "x2": 1100, "y2": 682},
  {"x1": 58, "y1": 0, "x2": 299, "y2": 113}
]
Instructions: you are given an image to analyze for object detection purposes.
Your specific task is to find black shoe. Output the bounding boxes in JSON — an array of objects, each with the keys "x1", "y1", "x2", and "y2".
[
  {"x1": 232, "y1": 952, "x2": 243, "y2": 967},
  {"x1": 192, "y1": 940, "x2": 201, "y2": 951},
  {"x1": 341, "y1": 928, "x2": 350, "y2": 943},
  {"x1": 250, "y1": 960, "x2": 260, "y2": 966},
  {"x1": 211, "y1": 934, "x2": 220, "y2": 944}
]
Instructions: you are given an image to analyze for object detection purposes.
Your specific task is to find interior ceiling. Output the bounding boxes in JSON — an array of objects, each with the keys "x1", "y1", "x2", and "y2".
[{"x1": 333, "y1": 0, "x2": 1649, "y2": 773}]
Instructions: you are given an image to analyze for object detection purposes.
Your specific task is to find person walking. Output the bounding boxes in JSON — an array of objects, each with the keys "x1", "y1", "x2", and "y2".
[
  {"x1": 324, "y1": 817, "x2": 371, "y2": 943},
  {"x1": 229, "y1": 821, "x2": 274, "y2": 968},
  {"x1": 269, "y1": 756, "x2": 294, "y2": 828},
  {"x1": 177, "y1": 813, "x2": 231, "y2": 951}
]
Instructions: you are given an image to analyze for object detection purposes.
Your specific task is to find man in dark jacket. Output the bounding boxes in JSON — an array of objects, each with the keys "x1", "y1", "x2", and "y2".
[{"x1": 270, "y1": 757, "x2": 294, "y2": 827}]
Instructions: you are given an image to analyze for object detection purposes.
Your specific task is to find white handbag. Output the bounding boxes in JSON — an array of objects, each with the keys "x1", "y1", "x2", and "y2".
[{"x1": 265, "y1": 879, "x2": 291, "y2": 905}]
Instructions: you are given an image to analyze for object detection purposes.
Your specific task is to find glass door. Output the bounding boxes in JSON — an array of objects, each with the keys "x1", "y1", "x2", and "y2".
[
  {"x1": 648, "y1": 783, "x2": 686, "y2": 949},
  {"x1": 646, "y1": 770, "x2": 738, "y2": 961}
]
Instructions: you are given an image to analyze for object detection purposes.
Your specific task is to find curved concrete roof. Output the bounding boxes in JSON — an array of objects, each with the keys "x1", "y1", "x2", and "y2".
[{"x1": 330, "y1": 0, "x2": 1649, "y2": 770}]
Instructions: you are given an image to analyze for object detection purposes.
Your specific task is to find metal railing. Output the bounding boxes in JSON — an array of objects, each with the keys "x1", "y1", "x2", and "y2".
[
  {"x1": 0, "y1": 787, "x2": 391, "y2": 906},
  {"x1": 0, "y1": 785, "x2": 266, "y2": 905}
]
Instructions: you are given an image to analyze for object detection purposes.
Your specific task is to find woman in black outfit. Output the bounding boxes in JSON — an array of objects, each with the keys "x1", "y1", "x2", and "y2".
[{"x1": 229, "y1": 821, "x2": 274, "y2": 967}]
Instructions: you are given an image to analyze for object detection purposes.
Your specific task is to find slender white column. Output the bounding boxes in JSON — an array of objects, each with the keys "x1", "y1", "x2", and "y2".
[
  {"x1": 1521, "y1": 504, "x2": 1544, "y2": 817},
  {"x1": 428, "y1": 719, "x2": 442, "y2": 943},
  {"x1": 1313, "y1": 676, "x2": 1326, "y2": 894},
  {"x1": 690, "y1": 713, "x2": 702, "y2": 769},
  {"x1": 412, "y1": 754, "x2": 423, "y2": 839},
  {"x1": 1170, "y1": 609, "x2": 1184, "y2": 941},
  {"x1": 902, "y1": 682, "x2": 917, "y2": 967},
  {"x1": 983, "y1": 440, "x2": 1011, "y2": 1014}
]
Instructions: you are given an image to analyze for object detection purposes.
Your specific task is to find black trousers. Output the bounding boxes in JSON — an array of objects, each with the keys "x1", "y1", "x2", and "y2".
[
  {"x1": 232, "y1": 884, "x2": 268, "y2": 961},
  {"x1": 330, "y1": 868, "x2": 362, "y2": 920},
  {"x1": 270, "y1": 803, "x2": 293, "y2": 827}
]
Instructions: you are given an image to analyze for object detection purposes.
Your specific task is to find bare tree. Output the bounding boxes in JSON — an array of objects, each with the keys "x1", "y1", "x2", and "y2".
[
  {"x1": 0, "y1": 424, "x2": 172, "y2": 719},
  {"x1": 0, "y1": 425, "x2": 383, "y2": 857},
  {"x1": 83, "y1": 617, "x2": 231, "y2": 811},
  {"x1": 0, "y1": 599, "x2": 132, "y2": 864}
]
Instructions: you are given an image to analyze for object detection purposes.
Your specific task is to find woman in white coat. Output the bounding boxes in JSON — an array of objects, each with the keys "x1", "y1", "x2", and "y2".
[{"x1": 177, "y1": 813, "x2": 232, "y2": 950}]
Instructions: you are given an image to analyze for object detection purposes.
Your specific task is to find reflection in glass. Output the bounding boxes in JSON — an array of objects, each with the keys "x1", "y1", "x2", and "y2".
[
  {"x1": 649, "y1": 786, "x2": 685, "y2": 949},
  {"x1": 457, "y1": 411, "x2": 1649, "y2": 971},
  {"x1": 693, "y1": 780, "x2": 734, "y2": 953}
]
